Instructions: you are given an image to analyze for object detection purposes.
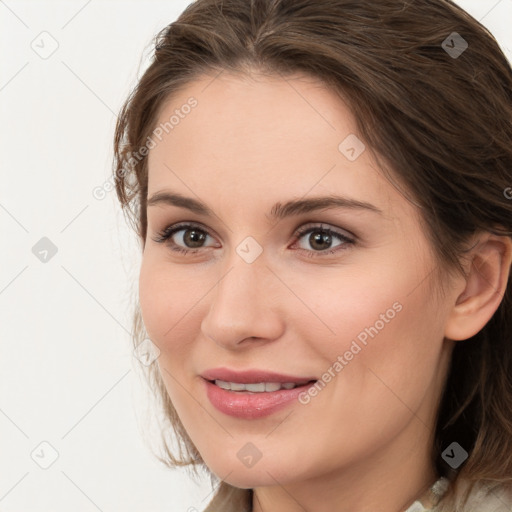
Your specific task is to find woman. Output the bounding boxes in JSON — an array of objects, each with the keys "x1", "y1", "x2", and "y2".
[{"x1": 113, "y1": 0, "x2": 512, "y2": 510}]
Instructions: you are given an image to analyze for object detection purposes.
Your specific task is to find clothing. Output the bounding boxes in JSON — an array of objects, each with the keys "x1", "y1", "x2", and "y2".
[
  {"x1": 203, "y1": 485, "x2": 251, "y2": 512},
  {"x1": 405, "y1": 477, "x2": 450, "y2": 511},
  {"x1": 203, "y1": 478, "x2": 512, "y2": 512},
  {"x1": 431, "y1": 478, "x2": 512, "y2": 512}
]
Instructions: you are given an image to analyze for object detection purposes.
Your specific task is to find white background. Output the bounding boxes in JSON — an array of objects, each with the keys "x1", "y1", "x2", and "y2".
[{"x1": 1, "y1": 1, "x2": 511, "y2": 510}]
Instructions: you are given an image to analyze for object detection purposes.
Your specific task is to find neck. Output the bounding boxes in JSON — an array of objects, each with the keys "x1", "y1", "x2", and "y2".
[{"x1": 252, "y1": 424, "x2": 438, "y2": 512}]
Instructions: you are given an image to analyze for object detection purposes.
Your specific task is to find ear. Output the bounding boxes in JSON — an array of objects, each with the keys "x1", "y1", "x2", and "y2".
[{"x1": 444, "y1": 233, "x2": 512, "y2": 341}]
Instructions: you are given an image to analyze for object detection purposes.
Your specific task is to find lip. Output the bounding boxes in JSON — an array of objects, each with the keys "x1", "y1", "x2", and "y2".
[
  {"x1": 200, "y1": 367, "x2": 318, "y2": 419},
  {"x1": 200, "y1": 367, "x2": 317, "y2": 385}
]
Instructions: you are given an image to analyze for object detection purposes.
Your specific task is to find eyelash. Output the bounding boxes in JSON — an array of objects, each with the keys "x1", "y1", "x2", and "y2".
[{"x1": 152, "y1": 222, "x2": 355, "y2": 258}]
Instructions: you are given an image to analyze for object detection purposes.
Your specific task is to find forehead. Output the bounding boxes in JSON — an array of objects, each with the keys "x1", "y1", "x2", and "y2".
[
  {"x1": 149, "y1": 70, "x2": 352, "y2": 168},
  {"x1": 146, "y1": 71, "x2": 409, "y2": 221}
]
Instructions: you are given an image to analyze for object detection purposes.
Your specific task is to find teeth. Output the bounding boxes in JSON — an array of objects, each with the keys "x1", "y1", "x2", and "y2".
[{"x1": 214, "y1": 380, "x2": 299, "y2": 392}]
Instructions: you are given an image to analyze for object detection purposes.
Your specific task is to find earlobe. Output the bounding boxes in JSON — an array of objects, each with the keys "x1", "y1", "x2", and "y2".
[{"x1": 444, "y1": 234, "x2": 512, "y2": 341}]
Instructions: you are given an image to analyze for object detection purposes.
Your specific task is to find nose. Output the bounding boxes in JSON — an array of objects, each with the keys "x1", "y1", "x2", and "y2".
[{"x1": 200, "y1": 255, "x2": 285, "y2": 350}]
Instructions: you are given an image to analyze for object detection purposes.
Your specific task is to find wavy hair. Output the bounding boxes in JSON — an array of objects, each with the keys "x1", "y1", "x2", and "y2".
[{"x1": 113, "y1": 1, "x2": 512, "y2": 510}]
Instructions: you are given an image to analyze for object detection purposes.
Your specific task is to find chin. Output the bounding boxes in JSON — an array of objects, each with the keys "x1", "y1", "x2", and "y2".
[
  {"x1": 223, "y1": 472, "x2": 279, "y2": 489},
  {"x1": 205, "y1": 458, "x2": 297, "y2": 489}
]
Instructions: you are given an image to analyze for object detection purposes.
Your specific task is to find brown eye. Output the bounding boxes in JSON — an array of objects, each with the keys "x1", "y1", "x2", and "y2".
[
  {"x1": 152, "y1": 223, "x2": 218, "y2": 253},
  {"x1": 179, "y1": 228, "x2": 208, "y2": 248},
  {"x1": 294, "y1": 224, "x2": 355, "y2": 257},
  {"x1": 307, "y1": 230, "x2": 335, "y2": 251}
]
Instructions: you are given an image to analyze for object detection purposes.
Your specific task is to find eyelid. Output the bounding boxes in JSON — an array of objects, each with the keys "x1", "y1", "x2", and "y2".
[
  {"x1": 292, "y1": 222, "x2": 356, "y2": 242},
  {"x1": 152, "y1": 220, "x2": 356, "y2": 256},
  {"x1": 152, "y1": 221, "x2": 218, "y2": 245}
]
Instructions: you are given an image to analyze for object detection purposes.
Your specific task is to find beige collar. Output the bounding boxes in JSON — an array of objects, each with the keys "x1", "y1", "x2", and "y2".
[{"x1": 404, "y1": 477, "x2": 450, "y2": 512}]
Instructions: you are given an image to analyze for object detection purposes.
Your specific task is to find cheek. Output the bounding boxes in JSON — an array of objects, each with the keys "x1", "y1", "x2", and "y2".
[
  {"x1": 138, "y1": 257, "x2": 168, "y2": 342},
  {"x1": 325, "y1": 279, "x2": 445, "y2": 430},
  {"x1": 139, "y1": 254, "x2": 201, "y2": 338},
  {"x1": 138, "y1": 257, "x2": 202, "y2": 407},
  {"x1": 285, "y1": 265, "x2": 409, "y2": 355},
  {"x1": 296, "y1": 261, "x2": 445, "y2": 409}
]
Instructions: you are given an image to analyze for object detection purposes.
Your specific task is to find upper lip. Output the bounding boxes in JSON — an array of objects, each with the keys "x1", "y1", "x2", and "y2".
[{"x1": 201, "y1": 367, "x2": 317, "y2": 385}]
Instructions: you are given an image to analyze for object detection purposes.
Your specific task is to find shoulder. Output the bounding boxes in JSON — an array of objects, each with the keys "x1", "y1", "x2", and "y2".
[
  {"x1": 467, "y1": 483, "x2": 512, "y2": 512},
  {"x1": 435, "y1": 478, "x2": 512, "y2": 512}
]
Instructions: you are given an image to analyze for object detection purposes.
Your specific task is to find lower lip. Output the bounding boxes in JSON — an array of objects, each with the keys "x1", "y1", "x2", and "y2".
[{"x1": 203, "y1": 378, "x2": 316, "y2": 419}]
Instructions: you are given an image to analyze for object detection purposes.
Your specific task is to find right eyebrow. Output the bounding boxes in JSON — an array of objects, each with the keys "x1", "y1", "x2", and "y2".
[{"x1": 147, "y1": 191, "x2": 212, "y2": 215}]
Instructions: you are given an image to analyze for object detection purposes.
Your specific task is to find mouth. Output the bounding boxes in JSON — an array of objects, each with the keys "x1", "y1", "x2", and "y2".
[
  {"x1": 202, "y1": 377, "x2": 318, "y2": 419},
  {"x1": 206, "y1": 379, "x2": 317, "y2": 393}
]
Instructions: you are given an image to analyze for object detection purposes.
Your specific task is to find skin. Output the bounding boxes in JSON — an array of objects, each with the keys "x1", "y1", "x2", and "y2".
[{"x1": 139, "y1": 70, "x2": 512, "y2": 512}]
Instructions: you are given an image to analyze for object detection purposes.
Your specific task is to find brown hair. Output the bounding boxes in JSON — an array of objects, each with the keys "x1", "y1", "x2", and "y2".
[{"x1": 113, "y1": 0, "x2": 512, "y2": 510}]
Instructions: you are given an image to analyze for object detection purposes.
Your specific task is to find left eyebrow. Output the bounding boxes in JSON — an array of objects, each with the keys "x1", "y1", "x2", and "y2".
[
  {"x1": 268, "y1": 196, "x2": 383, "y2": 219},
  {"x1": 146, "y1": 191, "x2": 383, "y2": 218}
]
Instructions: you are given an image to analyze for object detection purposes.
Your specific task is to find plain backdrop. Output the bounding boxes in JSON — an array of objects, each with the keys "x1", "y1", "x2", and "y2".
[{"x1": 1, "y1": 1, "x2": 511, "y2": 510}]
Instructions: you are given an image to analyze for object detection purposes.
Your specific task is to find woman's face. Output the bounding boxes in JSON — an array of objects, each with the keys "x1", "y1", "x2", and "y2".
[{"x1": 140, "y1": 71, "x2": 456, "y2": 489}]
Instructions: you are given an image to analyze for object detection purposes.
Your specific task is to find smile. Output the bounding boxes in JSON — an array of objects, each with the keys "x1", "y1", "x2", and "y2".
[
  {"x1": 203, "y1": 378, "x2": 317, "y2": 419},
  {"x1": 212, "y1": 380, "x2": 305, "y2": 392}
]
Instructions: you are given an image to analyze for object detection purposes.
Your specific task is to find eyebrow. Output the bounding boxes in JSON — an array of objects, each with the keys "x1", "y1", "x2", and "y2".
[{"x1": 147, "y1": 191, "x2": 382, "y2": 219}]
